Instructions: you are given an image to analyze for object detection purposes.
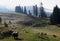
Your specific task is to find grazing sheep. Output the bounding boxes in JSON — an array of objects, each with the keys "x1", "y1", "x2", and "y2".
[
  {"x1": 0, "y1": 34, "x2": 4, "y2": 39},
  {"x1": 41, "y1": 32, "x2": 44, "y2": 35},
  {"x1": 2, "y1": 30, "x2": 13, "y2": 38},
  {"x1": 40, "y1": 32, "x2": 48, "y2": 39},
  {"x1": 12, "y1": 31, "x2": 18, "y2": 39},
  {"x1": 53, "y1": 35, "x2": 57, "y2": 37},
  {"x1": 44, "y1": 33, "x2": 47, "y2": 35},
  {"x1": 1, "y1": 30, "x2": 19, "y2": 39},
  {"x1": 41, "y1": 32, "x2": 47, "y2": 35}
]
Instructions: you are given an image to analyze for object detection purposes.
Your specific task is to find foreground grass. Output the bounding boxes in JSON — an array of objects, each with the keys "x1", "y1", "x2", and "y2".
[{"x1": 0, "y1": 25, "x2": 60, "y2": 41}]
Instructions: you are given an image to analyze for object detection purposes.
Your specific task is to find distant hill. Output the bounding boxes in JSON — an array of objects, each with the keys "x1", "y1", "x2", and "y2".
[
  {"x1": 0, "y1": 6, "x2": 14, "y2": 12},
  {"x1": 0, "y1": 6, "x2": 52, "y2": 17}
]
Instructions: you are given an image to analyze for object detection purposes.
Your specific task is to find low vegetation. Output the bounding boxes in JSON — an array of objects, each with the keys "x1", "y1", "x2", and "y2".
[
  {"x1": 0, "y1": 12, "x2": 60, "y2": 41},
  {"x1": 0, "y1": 23, "x2": 60, "y2": 41}
]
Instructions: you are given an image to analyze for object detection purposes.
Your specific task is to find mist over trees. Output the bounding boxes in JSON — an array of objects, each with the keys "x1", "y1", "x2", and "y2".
[
  {"x1": 39, "y1": 3, "x2": 47, "y2": 18},
  {"x1": 15, "y1": 3, "x2": 48, "y2": 18},
  {"x1": 15, "y1": 3, "x2": 60, "y2": 25}
]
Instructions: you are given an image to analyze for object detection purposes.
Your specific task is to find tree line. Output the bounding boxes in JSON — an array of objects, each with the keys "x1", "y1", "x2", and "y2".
[
  {"x1": 0, "y1": 5, "x2": 60, "y2": 28},
  {"x1": 15, "y1": 3, "x2": 47, "y2": 19},
  {"x1": 15, "y1": 4, "x2": 60, "y2": 25}
]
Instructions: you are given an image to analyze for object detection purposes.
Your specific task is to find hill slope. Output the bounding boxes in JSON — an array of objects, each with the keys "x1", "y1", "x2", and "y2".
[{"x1": 0, "y1": 12, "x2": 60, "y2": 41}]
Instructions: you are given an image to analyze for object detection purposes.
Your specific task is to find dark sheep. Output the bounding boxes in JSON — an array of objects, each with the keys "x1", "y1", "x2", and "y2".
[
  {"x1": 44, "y1": 33, "x2": 47, "y2": 35},
  {"x1": 2, "y1": 30, "x2": 13, "y2": 38},
  {"x1": 41, "y1": 32, "x2": 44, "y2": 35},
  {"x1": 41, "y1": 32, "x2": 47, "y2": 35},
  {"x1": 12, "y1": 32, "x2": 18, "y2": 39},
  {"x1": 1, "y1": 30, "x2": 19, "y2": 39},
  {"x1": 0, "y1": 34, "x2": 4, "y2": 39},
  {"x1": 53, "y1": 35, "x2": 57, "y2": 37}
]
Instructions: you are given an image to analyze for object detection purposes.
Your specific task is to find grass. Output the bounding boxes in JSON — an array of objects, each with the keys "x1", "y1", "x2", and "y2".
[
  {"x1": 1, "y1": 12, "x2": 60, "y2": 41},
  {"x1": 0, "y1": 23, "x2": 60, "y2": 41}
]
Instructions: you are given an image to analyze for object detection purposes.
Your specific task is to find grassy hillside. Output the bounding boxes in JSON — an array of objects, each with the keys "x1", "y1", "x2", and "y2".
[
  {"x1": 0, "y1": 25, "x2": 60, "y2": 41},
  {"x1": 0, "y1": 12, "x2": 60, "y2": 41}
]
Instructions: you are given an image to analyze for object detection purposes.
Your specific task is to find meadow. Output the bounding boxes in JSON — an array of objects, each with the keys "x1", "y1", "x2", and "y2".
[{"x1": 0, "y1": 12, "x2": 60, "y2": 41}]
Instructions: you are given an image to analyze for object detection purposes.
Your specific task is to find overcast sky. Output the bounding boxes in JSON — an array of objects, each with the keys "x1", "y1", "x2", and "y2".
[{"x1": 0, "y1": 0, "x2": 60, "y2": 10}]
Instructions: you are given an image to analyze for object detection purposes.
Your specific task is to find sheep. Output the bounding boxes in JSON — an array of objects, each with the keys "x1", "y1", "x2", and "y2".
[
  {"x1": 1, "y1": 30, "x2": 19, "y2": 39},
  {"x1": 44, "y1": 33, "x2": 47, "y2": 35},
  {"x1": 12, "y1": 31, "x2": 18, "y2": 39},
  {"x1": 2, "y1": 30, "x2": 13, "y2": 38},
  {"x1": 52, "y1": 35, "x2": 57, "y2": 37},
  {"x1": 41, "y1": 32, "x2": 47, "y2": 35}
]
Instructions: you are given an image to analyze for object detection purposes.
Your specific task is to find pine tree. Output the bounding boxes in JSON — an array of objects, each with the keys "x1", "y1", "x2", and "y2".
[
  {"x1": 15, "y1": 6, "x2": 22, "y2": 13},
  {"x1": 21, "y1": 6, "x2": 23, "y2": 13},
  {"x1": 33, "y1": 5, "x2": 38, "y2": 16},
  {"x1": 15, "y1": 6, "x2": 20, "y2": 13},
  {"x1": 33, "y1": 6, "x2": 35, "y2": 16},
  {"x1": 40, "y1": 3, "x2": 47, "y2": 18},
  {"x1": 50, "y1": 5, "x2": 60, "y2": 24},
  {"x1": 35, "y1": 5, "x2": 38, "y2": 16},
  {"x1": 19, "y1": 6, "x2": 22, "y2": 13},
  {"x1": 29, "y1": 10, "x2": 31, "y2": 16},
  {"x1": 24, "y1": 6, "x2": 27, "y2": 14},
  {"x1": 40, "y1": 7, "x2": 47, "y2": 18}
]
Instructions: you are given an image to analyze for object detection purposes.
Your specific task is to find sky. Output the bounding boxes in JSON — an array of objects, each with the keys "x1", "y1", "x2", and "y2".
[{"x1": 0, "y1": 0, "x2": 60, "y2": 10}]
